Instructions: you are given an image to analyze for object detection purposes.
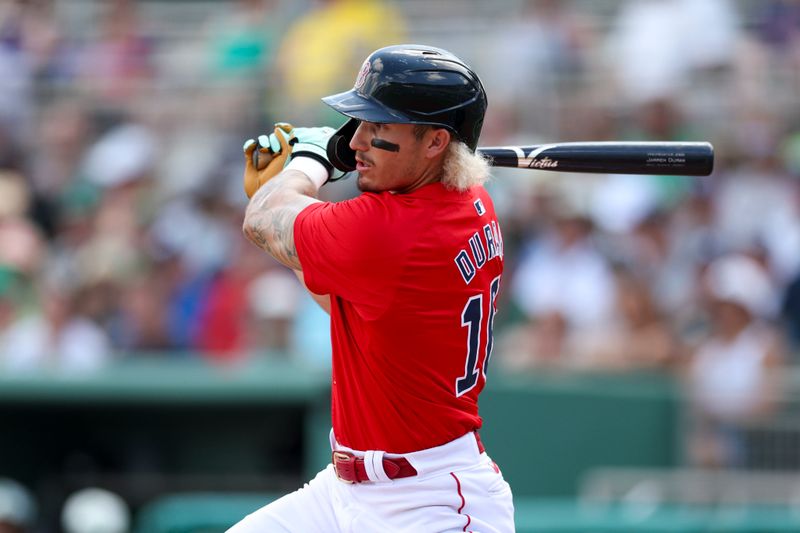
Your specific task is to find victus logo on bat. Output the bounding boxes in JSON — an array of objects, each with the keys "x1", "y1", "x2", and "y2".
[
  {"x1": 507, "y1": 144, "x2": 561, "y2": 169},
  {"x1": 525, "y1": 156, "x2": 558, "y2": 169}
]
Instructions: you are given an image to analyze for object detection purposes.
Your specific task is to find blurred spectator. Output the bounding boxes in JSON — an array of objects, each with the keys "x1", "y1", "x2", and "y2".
[
  {"x1": 74, "y1": 112, "x2": 160, "y2": 302},
  {"x1": 684, "y1": 253, "x2": 785, "y2": 468},
  {"x1": 149, "y1": 193, "x2": 238, "y2": 276},
  {"x1": 196, "y1": 240, "x2": 267, "y2": 360},
  {"x1": 0, "y1": 170, "x2": 31, "y2": 221},
  {"x1": 1, "y1": 0, "x2": 68, "y2": 86},
  {"x1": 113, "y1": 271, "x2": 172, "y2": 352},
  {"x1": 0, "y1": 202, "x2": 40, "y2": 344},
  {"x1": 609, "y1": 207, "x2": 713, "y2": 323},
  {"x1": 247, "y1": 265, "x2": 303, "y2": 353},
  {"x1": 607, "y1": 0, "x2": 740, "y2": 103},
  {"x1": 273, "y1": 0, "x2": 407, "y2": 125},
  {"x1": 499, "y1": 266, "x2": 680, "y2": 373},
  {"x1": 0, "y1": 477, "x2": 36, "y2": 533},
  {"x1": 711, "y1": 110, "x2": 800, "y2": 283},
  {"x1": 500, "y1": 185, "x2": 615, "y2": 370},
  {"x1": 484, "y1": 0, "x2": 596, "y2": 139},
  {"x1": 81, "y1": 119, "x2": 158, "y2": 190},
  {"x1": 496, "y1": 309, "x2": 576, "y2": 371},
  {"x1": 590, "y1": 174, "x2": 663, "y2": 235},
  {"x1": 575, "y1": 267, "x2": 681, "y2": 371},
  {"x1": 27, "y1": 98, "x2": 97, "y2": 237},
  {"x1": 160, "y1": 254, "x2": 215, "y2": 352},
  {"x1": 290, "y1": 291, "x2": 332, "y2": 366},
  {"x1": 75, "y1": 0, "x2": 155, "y2": 108},
  {"x1": 205, "y1": 0, "x2": 280, "y2": 81},
  {"x1": 752, "y1": 0, "x2": 800, "y2": 56},
  {"x1": 656, "y1": 189, "x2": 721, "y2": 321},
  {"x1": 0, "y1": 280, "x2": 112, "y2": 374},
  {"x1": 61, "y1": 487, "x2": 129, "y2": 533},
  {"x1": 70, "y1": 191, "x2": 145, "y2": 291},
  {"x1": 0, "y1": 0, "x2": 41, "y2": 147},
  {"x1": 0, "y1": 215, "x2": 45, "y2": 280},
  {"x1": 509, "y1": 188, "x2": 615, "y2": 330}
]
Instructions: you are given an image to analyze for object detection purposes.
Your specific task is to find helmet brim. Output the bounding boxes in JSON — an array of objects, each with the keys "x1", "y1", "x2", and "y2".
[{"x1": 322, "y1": 90, "x2": 412, "y2": 124}]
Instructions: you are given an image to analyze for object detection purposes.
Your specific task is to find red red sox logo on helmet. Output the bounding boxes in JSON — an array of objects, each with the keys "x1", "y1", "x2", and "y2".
[{"x1": 355, "y1": 60, "x2": 371, "y2": 90}]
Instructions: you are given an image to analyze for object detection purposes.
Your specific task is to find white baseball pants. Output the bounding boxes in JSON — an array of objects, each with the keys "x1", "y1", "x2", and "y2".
[{"x1": 227, "y1": 431, "x2": 515, "y2": 532}]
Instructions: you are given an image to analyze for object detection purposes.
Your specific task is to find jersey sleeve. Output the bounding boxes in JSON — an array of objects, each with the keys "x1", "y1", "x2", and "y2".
[{"x1": 293, "y1": 193, "x2": 406, "y2": 318}]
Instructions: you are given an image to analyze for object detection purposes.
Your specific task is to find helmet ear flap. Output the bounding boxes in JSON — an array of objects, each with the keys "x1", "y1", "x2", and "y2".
[{"x1": 327, "y1": 118, "x2": 359, "y2": 172}]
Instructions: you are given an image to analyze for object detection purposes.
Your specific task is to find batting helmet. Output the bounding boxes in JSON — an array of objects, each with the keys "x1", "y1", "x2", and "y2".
[{"x1": 323, "y1": 44, "x2": 488, "y2": 171}]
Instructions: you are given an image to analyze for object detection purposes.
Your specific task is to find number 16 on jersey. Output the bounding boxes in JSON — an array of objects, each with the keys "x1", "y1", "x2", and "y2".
[{"x1": 456, "y1": 275, "x2": 501, "y2": 397}]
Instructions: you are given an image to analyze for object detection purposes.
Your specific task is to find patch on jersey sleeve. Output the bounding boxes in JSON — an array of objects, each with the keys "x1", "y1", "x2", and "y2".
[{"x1": 473, "y1": 198, "x2": 486, "y2": 216}]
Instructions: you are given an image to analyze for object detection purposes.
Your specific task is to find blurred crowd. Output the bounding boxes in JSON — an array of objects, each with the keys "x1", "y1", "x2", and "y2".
[{"x1": 2, "y1": 0, "x2": 800, "y2": 521}]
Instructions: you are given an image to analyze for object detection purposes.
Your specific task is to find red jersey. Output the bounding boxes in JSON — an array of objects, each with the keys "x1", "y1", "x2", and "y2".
[{"x1": 294, "y1": 182, "x2": 504, "y2": 453}]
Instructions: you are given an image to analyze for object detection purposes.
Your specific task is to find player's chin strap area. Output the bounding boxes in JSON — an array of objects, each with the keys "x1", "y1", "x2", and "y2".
[
  {"x1": 327, "y1": 118, "x2": 401, "y2": 172},
  {"x1": 327, "y1": 118, "x2": 359, "y2": 172}
]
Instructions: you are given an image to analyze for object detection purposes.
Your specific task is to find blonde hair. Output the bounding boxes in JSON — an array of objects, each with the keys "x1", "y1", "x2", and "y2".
[{"x1": 441, "y1": 140, "x2": 491, "y2": 191}]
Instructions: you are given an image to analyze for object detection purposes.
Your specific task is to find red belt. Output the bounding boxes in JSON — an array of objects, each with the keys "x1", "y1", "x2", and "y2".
[
  {"x1": 332, "y1": 432, "x2": 485, "y2": 484},
  {"x1": 332, "y1": 451, "x2": 417, "y2": 483}
]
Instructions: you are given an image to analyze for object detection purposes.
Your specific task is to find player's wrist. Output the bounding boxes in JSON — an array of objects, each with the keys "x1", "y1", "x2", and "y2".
[{"x1": 286, "y1": 156, "x2": 329, "y2": 189}]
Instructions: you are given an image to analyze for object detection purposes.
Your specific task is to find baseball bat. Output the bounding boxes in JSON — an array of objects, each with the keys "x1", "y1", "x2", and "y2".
[
  {"x1": 258, "y1": 139, "x2": 714, "y2": 176},
  {"x1": 476, "y1": 141, "x2": 714, "y2": 176}
]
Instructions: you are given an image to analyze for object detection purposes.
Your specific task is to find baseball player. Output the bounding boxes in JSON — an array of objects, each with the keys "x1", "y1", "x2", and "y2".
[{"x1": 231, "y1": 44, "x2": 514, "y2": 532}]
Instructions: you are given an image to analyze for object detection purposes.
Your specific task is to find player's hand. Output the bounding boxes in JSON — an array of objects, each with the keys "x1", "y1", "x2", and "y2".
[
  {"x1": 242, "y1": 122, "x2": 295, "y2": 198},
  {"x1": 290, "y1": 127, "x2": 348, "y2": 182}
]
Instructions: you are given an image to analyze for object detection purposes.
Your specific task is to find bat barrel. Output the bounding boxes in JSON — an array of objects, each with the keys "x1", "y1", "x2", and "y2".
[{"x1": 478, "y1": 142, "x2": 714, "y2": 176}]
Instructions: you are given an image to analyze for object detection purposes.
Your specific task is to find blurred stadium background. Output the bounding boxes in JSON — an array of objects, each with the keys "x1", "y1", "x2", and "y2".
[{"x1": 2, "y1": 0, "x2": 800, "y2": 531}]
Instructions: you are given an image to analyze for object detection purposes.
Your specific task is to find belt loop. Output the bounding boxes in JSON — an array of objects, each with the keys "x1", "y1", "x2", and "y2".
[
  {"x1": 364, "y1": 450, "x2": 391, "y2": 482},
  {"x1": 329, "y1": 429, "x2": 337, "y2": 452}
]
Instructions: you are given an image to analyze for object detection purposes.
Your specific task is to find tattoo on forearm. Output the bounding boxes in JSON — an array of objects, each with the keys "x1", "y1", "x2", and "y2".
[
  {"x1": 242, "y1": 170, "x2": 318, "y2": 270},
  {"x1": 243, "y1": 206, "x2": 299, "y2": 264}
]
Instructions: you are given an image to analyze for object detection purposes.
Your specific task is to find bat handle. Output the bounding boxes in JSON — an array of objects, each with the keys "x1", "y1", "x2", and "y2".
[{"x1": 252, "y1": 148, "x2": 274, "y2": 171}]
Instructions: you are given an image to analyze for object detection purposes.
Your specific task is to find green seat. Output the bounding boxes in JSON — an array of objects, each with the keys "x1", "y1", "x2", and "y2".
[{"x1": 134, "y1": 493, "x2": 279, "y2": 533}]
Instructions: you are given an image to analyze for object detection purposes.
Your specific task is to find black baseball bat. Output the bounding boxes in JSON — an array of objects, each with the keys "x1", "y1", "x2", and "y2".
[{"x1": 477, "y1": 141, "x2": 713, "y2": 176}]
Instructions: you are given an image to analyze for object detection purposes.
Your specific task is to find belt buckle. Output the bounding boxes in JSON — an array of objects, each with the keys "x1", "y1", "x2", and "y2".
[{"x1": 332, "y1": 451, "x2": 356, "y2": 484}]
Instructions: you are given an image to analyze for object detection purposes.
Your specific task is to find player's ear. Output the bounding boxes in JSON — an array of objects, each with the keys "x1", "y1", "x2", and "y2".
[{"x1": 424, "y1": 128, "x2": 451, "y2": 159}]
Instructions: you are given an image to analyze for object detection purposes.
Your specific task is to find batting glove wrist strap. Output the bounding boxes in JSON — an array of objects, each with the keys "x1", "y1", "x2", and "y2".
[
  {"x1": 286, "y1": 157, "x2": 329, "y2": 189},
  {"x1": 290, "y1": 127, "x2": 349, "y2": 183}
]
